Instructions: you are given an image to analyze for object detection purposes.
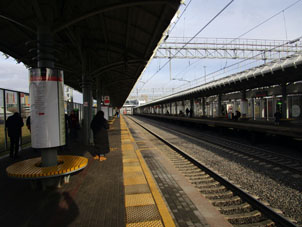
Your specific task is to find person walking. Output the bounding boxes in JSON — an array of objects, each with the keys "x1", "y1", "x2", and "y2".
[
  {"x1": 6, "y1": 112, "x2": 24, "y2": 159},
  {"x1": 90, "y1": 111, "x2": 109, "y2": 161}
]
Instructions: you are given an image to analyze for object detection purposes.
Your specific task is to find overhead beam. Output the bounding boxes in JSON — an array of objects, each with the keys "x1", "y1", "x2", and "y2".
[
  {"x1": 0, "y1": 13, "x2": 35, "y2": 33},
  {"x1": 54, "y1": 0, "x2": 179, "y2": 33},
  {"x1": 91, "y1": 59, "x2": 146, "y2": 77}
]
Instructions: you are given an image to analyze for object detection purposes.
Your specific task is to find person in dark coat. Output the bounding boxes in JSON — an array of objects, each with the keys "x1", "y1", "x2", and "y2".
[
  {"x1": 69, "y1": 110, "x2": 79, "y2": 138},
  {"x1": 5, "y1": 112, "x2": 24, "y2": 159},
  {"x1": 90, "y1": 111, "x2": 109, "y2": 161},
  {"x1": 234, "y1": 110, "x2": 241, "y2": 121},
  {"x1": 274, "y1": 110, "x2": 282, "y2": 125},
  {"x1": 26, "y1": 116, "x2": 30, "y2": 132},
  {"x1": 185, "y1": 108, "x2": 190, "y2": 117}
]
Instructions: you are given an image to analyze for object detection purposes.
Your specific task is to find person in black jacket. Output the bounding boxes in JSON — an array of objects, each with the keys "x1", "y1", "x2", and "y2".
[
  {"x1": 90, "y1": 111, "x2": 109, "y2": 161},
  {"x1": 6, "y1": 112, "x2": 24, "y2": 159}
]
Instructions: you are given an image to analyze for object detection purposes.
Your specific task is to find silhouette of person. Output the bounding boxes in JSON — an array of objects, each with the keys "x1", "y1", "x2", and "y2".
[
  {"x1": 6, "y1": 112, "x2": 24, "y2": 159},
  {"x1": 185, "y1": 108, "x2": 190, "y2": 117},
  {"x1": 69, "y1": 110, "x2": 79, "y2": 138},
  {"x1": 26, "y1": 116, "x2": 30, "y2": 132},
  {"x1": 90, "y1": 111, "x2": 109, "y2": 161},
  {"x1": 234, "y1": 110, "x2": 241, "y2": 121},
  {"x1": 274, "y1": 110, "x2": 282, "y2": 125}
]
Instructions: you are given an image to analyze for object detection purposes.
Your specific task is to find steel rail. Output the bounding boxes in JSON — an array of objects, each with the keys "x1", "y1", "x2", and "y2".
[
  {"x1": 127, "y1": 116, "x2": 297, "y2": 227},
  {"x1": 144, "y1": 116, "x2": 302, "y2": 176}
]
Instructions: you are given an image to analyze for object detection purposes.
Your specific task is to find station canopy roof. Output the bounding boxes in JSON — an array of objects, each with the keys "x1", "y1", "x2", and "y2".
[
  {"x1": 0, "y1": 0, "x2": 181, "y2": 107},
  {"x1": 140, "y1": 53, "x2": 302, "y2": 107}
]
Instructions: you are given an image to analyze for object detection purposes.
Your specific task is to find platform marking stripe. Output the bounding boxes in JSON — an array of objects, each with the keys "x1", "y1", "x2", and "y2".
[
  {"x1": 120, "y1": 117, "x2": 166, "y2": 226},
  {"x1": 134, "y1": 149, "x2": 175, "y2": 227},
  {"x1": 121, "y1": 116, "x2": 175, "y2": 227}
]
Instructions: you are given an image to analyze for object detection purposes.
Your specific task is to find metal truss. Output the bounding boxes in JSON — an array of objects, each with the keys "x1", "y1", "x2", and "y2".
[{"x1": 154, "y1": 37, "x2": 302, "y2": 60}]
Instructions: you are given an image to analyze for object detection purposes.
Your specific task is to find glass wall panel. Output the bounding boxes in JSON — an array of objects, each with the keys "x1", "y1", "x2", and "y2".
[
  {"x1": 5, "y1": 91, "x2": 20, "y2": 151},
  {"x1": 21, "y1": 93, "x2": 31, "y2": 145},
  {"x1": 5, "y1": 90, "x2": 19, "y2": 116},
  {"x1": 0, "y1": 89, "x2": 5, "y2": 152}
]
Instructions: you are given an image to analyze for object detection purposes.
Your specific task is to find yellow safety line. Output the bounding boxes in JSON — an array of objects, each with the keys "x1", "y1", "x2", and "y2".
[{"x1": 121, "y1": 116, "x2": 175, "y2": 227}]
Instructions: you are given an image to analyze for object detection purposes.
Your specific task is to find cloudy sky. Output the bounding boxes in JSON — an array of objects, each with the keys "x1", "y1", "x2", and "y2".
[{"x1": 1, "y1": 0, "x2": 302, "y2": 103}]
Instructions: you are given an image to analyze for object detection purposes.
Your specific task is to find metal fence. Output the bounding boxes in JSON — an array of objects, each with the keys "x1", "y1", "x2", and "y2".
[{"x1": 0, "y1": 88, "x2": 89, "y2": 153}]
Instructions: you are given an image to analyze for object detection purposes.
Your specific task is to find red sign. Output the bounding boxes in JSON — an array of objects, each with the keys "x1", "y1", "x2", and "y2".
[{"x1": 104, "y1": 96, "x2": 110, "y2": 105}]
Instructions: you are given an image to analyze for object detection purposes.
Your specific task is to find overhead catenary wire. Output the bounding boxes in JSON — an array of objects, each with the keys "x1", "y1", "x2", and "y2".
[
  {"x1": 164, "y1": 0, "x2": 302, "y2": 92},
  {"x1": 184, "y1": 0, "x2": 302, "y2": 88},
  {"x1": 135, "y1": 0, "x2": 302, "y2": 98},
  {"x1": 138, "y1": 0, "x2": 235, "y2": 91},
  {"x1": 169, "y1": 0, "x2": 193, "y2": 35}
]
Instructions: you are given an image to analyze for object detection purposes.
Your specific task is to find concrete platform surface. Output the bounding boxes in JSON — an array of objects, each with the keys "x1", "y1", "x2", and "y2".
[{"x1": 0, "y1": 115, "x2": 230, "y2": 227}]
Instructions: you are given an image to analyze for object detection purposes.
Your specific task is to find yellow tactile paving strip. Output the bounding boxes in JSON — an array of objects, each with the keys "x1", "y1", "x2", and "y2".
[
  {"x1": 6, "y1": 155, "x2": 88, "y2": 179},
  {"x1": 120, "y1": 116, "x2": 175, "y2": 227}
]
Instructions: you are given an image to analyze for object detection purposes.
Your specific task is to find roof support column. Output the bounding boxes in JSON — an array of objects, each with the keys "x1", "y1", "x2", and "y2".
[
  {"x1": 96, "y1": 78, "x2": 102, "y2": 111},
  {"x1": 281, "y1": 83, "x2": 288, "y2": 119},
  {"x1": 190, "y1": 99, "x2": 194, "y2": 117},
  {"x1": 30, "y1": 25, "x2": 61, "y2": 167},
  {"x1": 202, "y1": 97, "x2": 206, "y2": 117},
  {"x1": 252, "y1": 98, "x2": 255, "y2": 120},
  {"x1": 217, "y1": 94, "x2": 222, "y2": 117},
  {"x1": 240, "y1": 90, "x2": 248, "y2": 118},
  {"x1": 81, "y1": 77, "x2": 92, "y2": 145}
]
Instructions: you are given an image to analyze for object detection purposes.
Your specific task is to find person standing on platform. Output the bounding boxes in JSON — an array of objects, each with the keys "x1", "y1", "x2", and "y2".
[
  {"x1": 26, "y1": 116, "x2": 31, "y2": 132},
  {"x1": 90, "y1": 111, "x2": 109, "y2": 161},
  {"x1": 185, "y1": 108, "x2": 190, "y2": 117},
  {"x1": 5, "y1": 112, "x2": 24, "y2": 159},
  {"x1": 234, "y1": 110, "x2": 241, "y2": 121},
  {"x1": 69, "y1": 110, "x2": 79, "y2": 139},
  {"x1": 274, "y1": 110, "x2": 282, "y2": 125}
]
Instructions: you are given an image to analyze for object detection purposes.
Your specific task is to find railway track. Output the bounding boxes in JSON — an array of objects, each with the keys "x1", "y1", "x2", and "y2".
[
  {"x1": 126, "y1": 116, "x2": 299, "y2": 227},
  {"x1": 139, "y1": 116, "x2": 302, "y2": 176}
]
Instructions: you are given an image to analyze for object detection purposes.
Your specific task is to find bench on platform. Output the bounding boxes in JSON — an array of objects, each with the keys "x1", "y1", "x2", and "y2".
[{"x1": 6, "y1": 155, "x2": 88, "y2": 188}]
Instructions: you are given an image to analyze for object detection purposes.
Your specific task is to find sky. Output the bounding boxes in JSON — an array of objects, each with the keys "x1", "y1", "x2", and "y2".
[{"x1": 1, "y1": 0, "x2": 302, "y2": 103}]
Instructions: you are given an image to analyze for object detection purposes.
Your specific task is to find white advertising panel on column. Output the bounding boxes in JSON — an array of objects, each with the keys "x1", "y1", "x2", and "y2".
[
  {"x1": 101, "y1": 105, "x2": 109, "y2": 120},
  {"x1": 30, "y1": 68, "x2": 65, "y2": 148}
]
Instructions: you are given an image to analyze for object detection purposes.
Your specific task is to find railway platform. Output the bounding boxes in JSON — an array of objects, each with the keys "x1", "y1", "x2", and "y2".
[{"x1": 0, "y1": 115, "x2": 230, "y2": 227}]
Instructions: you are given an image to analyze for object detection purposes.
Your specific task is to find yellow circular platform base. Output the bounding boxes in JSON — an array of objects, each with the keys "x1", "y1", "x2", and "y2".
[{"x1": 6, "y1": 155, "x2": 88, "y2": 179}]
